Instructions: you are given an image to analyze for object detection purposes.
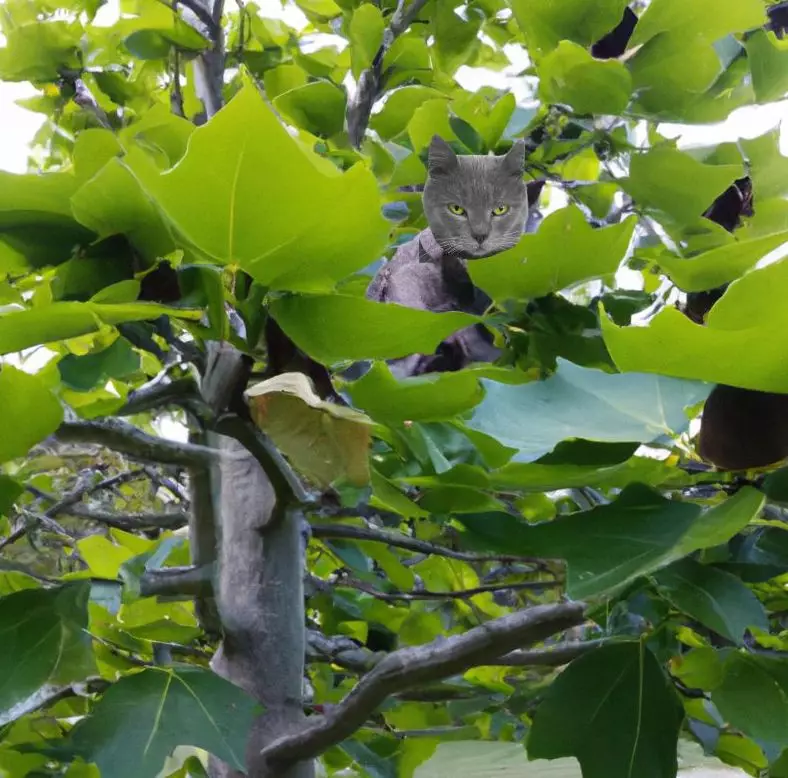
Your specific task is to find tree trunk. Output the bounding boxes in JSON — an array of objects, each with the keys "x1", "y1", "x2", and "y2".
[{"x1": 208, "y1": 434, "x2": 314, "y2": 778}]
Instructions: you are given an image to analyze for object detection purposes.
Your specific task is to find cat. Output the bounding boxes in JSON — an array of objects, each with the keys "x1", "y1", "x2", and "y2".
[{"x1": 366, "y1": 135, "x2": 529, "y2": 378}]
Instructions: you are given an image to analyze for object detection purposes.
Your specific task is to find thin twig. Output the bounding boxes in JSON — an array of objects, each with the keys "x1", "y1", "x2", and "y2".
[
  {"x1": 346, "y1": 0, "x2": 429, "y2": 146},
  {"x1": 311, "y1": 523, "x2": 548, "y2": 565},
  {"x1": 330, "y1": 574, "x2": 561, "y2": 602}
]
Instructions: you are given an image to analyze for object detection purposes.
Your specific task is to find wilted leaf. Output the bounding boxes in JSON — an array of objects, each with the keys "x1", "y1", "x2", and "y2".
[{"x1": 247, "y1": 372, "x2": 372, "y2": 487}]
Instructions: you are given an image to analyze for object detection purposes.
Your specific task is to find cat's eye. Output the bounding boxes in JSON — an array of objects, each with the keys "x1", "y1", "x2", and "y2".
[
  {"x1": 447, "y1": 204, "x2": 466, "y2": 216},
  {"x1": 492, "y1": 204, "x2": 510, "y2": 216}
]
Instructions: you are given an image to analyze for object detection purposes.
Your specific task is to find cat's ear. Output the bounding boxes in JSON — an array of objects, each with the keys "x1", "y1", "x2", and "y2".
[
  {"x1": 501, "y1": 139, "x2": 526, "y2": 177},
  {"x1": 428, "y1": 135, "x2": 459, "y2": 175}
]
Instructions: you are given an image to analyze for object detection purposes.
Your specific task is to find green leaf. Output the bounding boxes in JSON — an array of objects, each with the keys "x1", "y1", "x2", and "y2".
[
  {"x1": 270, "y1": 294, "x2": 479, "y2": 363},
  {"x1": 656, "y1": 231, "x2": 788, "y2": 292},
  {"x1": 467, "y1": 206, "x2": 636, "y2": 302},
  {"x1": 629, "y1": 0, "x2": 764, "y2": 48},
  {"x1": 432, "y1": 3, "x2": 481, "y2": 75},
  {"x1": 349, "y1": 4, "x2": 384, "y2": 79},
  {"x1": 621, "y1": 148, "x2": 741, "y2": 225},
  {"x1": 273, "y1": 80, "x2": 347, "y2": 137},
  {"x1": 343, "y1": 362, "x2": 518, "y2": 423},
  {"x1": 370, "y1": 87, "x2": 448, "y2": 140},
  {"x1": 127, "y1": 82, "x2": 389, "y2": 292},
  {"x1": 677, "y1": 486, "x2": 764, "y2": 556},
  {"x1": 70, "y1": 156, "x2": 175, "y2": 262},
  {"x1": 510, "y1": 0, "x2": 630, "y2": 57},
  {"x1": 465, "y1": 358, "x2": 710, "y2": 463},
  {"x1": 653, "y1": 558, "x2": 768, "y2": 645},
  {"x1": 0, "y1": 302, "x2": 202, "y2": 357},
  {"x1": 601, "y1": 258, "x2": 788, "y2": 392},
  {"x1": 746, "y1": 31, "x2": 788, "y2": 103},
  {"x1": 741, "y1": 130, "x2": 788, "y2": 200},
  {"x1": 69, "y1": 667, "x2": 259, "y2": 778},
  {"x1": 0, "y1": 366, "x2": 63, "y2": 464},
  {"x1": 713, "y1": 653, "x2": 788, "y2": 749},
  {"x1": 0, "y1": 475, "x2": 22, "y2": 518},
  {"x1": 0, "y1": 21, "x2": 82, "y2": 81},
  {"x1": 0, "y1": 583, "x2": 94, "y2": 725},
  {"x1": 58, "y1": 337, "x2": 141, "y2": 391},
  {"x1": 527, "y1": 642, "x2": 684, "y2": 778},
  {"x1": 538, "y1": 41, "x2": 632, "y2": 115},
  {"x1": 457, "y1": 484, "x2": 701, "y2": 599}
]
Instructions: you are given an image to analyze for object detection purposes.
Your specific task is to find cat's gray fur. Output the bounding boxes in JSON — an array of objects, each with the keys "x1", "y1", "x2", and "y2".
[{"x1": 366, "y1": 135, "x2": 528, "y2": 378}]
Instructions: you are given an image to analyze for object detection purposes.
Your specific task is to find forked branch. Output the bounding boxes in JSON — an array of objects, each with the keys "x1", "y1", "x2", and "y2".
[{"x1": 259, "y1": 602, "x2": 585, "y2": 768}]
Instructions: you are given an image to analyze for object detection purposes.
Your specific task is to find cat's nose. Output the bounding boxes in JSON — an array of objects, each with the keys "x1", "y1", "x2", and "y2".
[{"x1": 471, "y1": 231, "x2": 489, "y2": 245}]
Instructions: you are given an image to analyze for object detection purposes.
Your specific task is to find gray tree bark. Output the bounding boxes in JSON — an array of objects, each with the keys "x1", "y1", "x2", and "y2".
[{"x1": 207, "y1": 434, "x2": 313, "y2": 778}]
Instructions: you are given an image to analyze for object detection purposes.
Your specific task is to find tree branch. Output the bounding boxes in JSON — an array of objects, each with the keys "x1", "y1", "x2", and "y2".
[
  {"x1": 346, "y1": 0, "x2": 429, "y2": 146},
  {"x1": 495, "y1": 638, "x2": 608, "y2": 667},
  {"x1": 310, "y1": 523, "x2": 547, "y2": 565},
  {"x1": 140, "y1": 564, "x2": 214, "y2": 598},
  {"x1": 259, "y1": 602, "x2": 585, "y2": 767},
  {"x1": 119, "y1": 377, "x2": 207, "y2": 418},
  {"x1": 55, "y1": 419, "x2": 218, "y2": 468}
]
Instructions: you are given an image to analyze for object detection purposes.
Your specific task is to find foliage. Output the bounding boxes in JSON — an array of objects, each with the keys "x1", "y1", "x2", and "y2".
[{"x1": 0, "y1": 0, "x2": 788, "y2": 777}]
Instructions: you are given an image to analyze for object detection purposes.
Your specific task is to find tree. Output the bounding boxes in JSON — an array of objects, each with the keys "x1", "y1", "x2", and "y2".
[{"x1": 1, "y1": 0, "x2": 788, "y2": 776}]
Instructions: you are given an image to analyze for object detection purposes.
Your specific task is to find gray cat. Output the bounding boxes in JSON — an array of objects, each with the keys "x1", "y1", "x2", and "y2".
[{"x1": 366, "y1": 135, "x2": 528, "y2": 378}]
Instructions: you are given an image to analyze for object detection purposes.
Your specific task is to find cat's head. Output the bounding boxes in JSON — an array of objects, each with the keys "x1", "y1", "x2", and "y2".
[{"x1": 423, "y1": 135, "x2": 528, "y2": 259}]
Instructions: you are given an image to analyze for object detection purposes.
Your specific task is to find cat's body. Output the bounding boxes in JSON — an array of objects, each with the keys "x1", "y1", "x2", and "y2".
[{"x1": 367, "y1": 136, "x2": 529, "y2": 378}]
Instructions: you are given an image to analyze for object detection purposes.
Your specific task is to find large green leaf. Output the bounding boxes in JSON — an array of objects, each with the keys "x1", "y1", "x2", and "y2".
[
  {"x1": 0, "y1": 302, "x2": 202, "y2": 357},
  {"x1": 126, "y1": 81, "x2": 389, "y2": 292},
  {"x1": 467, "y1": 206, "x2": 636, "y2": 302},
  {"x1": 457, "y1": 484, "x2": 700, "y2": 599},
  {"x1": 656, "y1": 231, "x2": 788, "y2": 292},
  {"x1": 270, "y1": 294, "x2": 479, "y2": 363},
  {"x1": 653, "y1": 558, "x2": 768, "y2": 645},
  {"x1": 713, "y1": 653, "x2": 788, "y2": 749},
  {"x1": 601, "y1": 258, "x2": 788, "y2": 392},
  {"x1": 741, "y1": 130, "x2": 788, "y2": 200},
  {"x1": 0, "y1": 366, "x2": 63, "y2": 464},
  {"x1": 465, "y1": 359, "x2": 710, "y2": 463},
  {"x1": 538, "y1": 42, "x2": 632, "y2": 115},
  {"x1": 432, "y1": 2, "x2": 481, "y2": 74},
  {"x1": 69, "y1": 667, "x2": 259, "y2": 778},
  {"x1": 621, "y1": 148, "x2": 741, "y2": 225},
  {"x1": 527, "y1": 642, "x2": 684, "y2": 778},
  {"x1": 0, "y1": 583, "x2": 94, "y2": 725},
  {"x1": 510, "y1": 0, "x2": 630, "y2": 57}
]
